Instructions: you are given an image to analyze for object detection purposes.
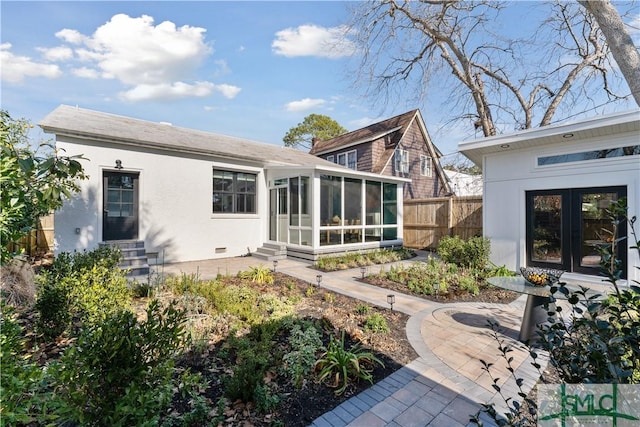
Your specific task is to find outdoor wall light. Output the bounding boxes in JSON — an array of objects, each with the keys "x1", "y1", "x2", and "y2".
[
  {"x1": 500, "y1": 144, "x2": 510, "y2": 149},
  {"x1": 360, "y1": 266, "x2": 367, "y2": 279},
  {"x1": 562, "y1": 133, "x2": 574, "y2": 139},
  {"x1": 316, "y1": 274, "x2": 322, "y2": 287},
  {"x1": 272, "y1": 260, "x2": 278, "y2": 272},
  {"x1": 115, "y1": 159, "x2": 123, "y2": 169},
  {"x1": 387, "y1": 294, "x2": 395, "y2": 311}
]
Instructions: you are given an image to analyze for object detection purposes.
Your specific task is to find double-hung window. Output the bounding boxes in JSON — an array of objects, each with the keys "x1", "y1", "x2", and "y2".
[
  {"x1": 337, "y1": 150, "x2": 357, "y2": 170},
  {"x1": 395, "y1": 149, "x2": 409, "y2": 174},
  {"x1": 420, "y1": 155, "x2": 432, "y2": 177},
  {"x1": 212, "y1": 169, "x2": 256, "y2": 213}
]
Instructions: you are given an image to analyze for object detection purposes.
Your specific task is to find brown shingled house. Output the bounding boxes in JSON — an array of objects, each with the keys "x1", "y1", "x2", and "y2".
[{"x1": 309, "y1": 109, "x2": 452, "y2": 200}]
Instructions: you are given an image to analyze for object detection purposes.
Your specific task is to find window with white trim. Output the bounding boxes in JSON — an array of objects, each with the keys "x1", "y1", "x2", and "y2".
[
  {"x1": 212, "y1": 169, "x2": 256, "y2": 213},
  {"x1": 327, "y1": 155, "x2": 334, "y2": 163},
  {"x1": 395, "y1": 149, "x2": 409, "y2": 174},
  {"x1": 420, "y1": 155, "x2": 432, "y2": 177},
  {"x1": 337, "y1": 150, "x2": 357, "y2": 170}
]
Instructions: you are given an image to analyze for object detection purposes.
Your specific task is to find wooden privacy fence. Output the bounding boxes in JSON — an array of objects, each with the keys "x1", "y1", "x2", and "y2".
[
  {"x1": 403, "y1": 196, "x2": 483, "y2": 249},
  {"x1": 6, "y1": 214, "x2": 55, "y2": 258}
]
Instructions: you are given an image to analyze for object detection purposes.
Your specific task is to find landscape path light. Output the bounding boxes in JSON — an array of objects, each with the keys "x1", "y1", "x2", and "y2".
[
  {"x1": 360, "y1": 266, "x2": 367, "y2": 279},
  {"x1": 387, "y1": 294, "x2": 395, "y2": 311},
  {"x1": 316, "y1": 274, "x2": 322, "y2": 288},
  {"x1": 272, "y1": 260, "x2": 278, "y2": 272}
]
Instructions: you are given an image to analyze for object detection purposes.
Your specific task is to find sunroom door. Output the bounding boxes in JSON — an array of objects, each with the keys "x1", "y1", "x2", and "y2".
[{"x1": 269, "y1": 186, "x2": 288, "y2": 243}]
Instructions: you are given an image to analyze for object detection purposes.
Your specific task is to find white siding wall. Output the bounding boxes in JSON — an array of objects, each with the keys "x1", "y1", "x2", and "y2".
[
  {"x1": 54, "y1": 137, "x2": 266, "y2": 263},
  {"x1": 483, "y1": 130, "x2": 640, "y2": 283}
]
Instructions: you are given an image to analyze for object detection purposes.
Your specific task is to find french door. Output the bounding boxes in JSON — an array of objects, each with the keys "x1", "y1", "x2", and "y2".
[{"x1": 526, "y1": 186, "x2": 626, "y2": 277}]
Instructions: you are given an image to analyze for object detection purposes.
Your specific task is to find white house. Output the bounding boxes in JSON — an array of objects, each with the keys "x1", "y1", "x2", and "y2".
[
  {"x1": 39, "y1": 106, "x2": 407, "y2": 270},
  {"x1": 459, "y1": 110, "x2": 640, "y2": 286},
  {"x1": 444, "y1": 170, "x2": 483, "y2": 197}
]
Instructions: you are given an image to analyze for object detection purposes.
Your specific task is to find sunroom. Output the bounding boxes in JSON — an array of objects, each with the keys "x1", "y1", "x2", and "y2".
[{"x1": 263, "y1": 166, "x2": 408, "y2": 260}]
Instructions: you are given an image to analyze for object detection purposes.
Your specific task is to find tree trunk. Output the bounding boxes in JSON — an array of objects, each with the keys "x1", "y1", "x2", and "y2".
[{"x1": 578, "y1": 0, "x2": 640, "y2": 107}]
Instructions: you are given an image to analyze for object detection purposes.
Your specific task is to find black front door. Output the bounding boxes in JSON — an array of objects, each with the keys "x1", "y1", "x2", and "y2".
[{"x1": 103, "y1": 171, "x2": 139, "y2": 241}]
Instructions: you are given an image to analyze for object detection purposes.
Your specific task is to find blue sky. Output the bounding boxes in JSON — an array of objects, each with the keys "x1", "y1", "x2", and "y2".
[{"x1": 1, "y1": 1, "x2": 638, "y2": 159}]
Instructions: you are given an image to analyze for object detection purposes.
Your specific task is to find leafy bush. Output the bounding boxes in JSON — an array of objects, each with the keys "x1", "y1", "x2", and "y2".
[
  {"x1": 437, "y1": 235, "x2": 490, "y2": 269},
  {"x1": 364, "y1": 313, "x2": 390, "y2": 334},
  {"x1": 282, "y1": 322, "x2": 324, "y2": 388},
  {"x1": 49, "y1": 300, "x2": 187, "y2": 425},
  {"x1": 49, "y1": 245, "x2": 122, "y2": 278},
  {"x1": 238, "y1": 264, "x2": 274, "y2": 285},
  {"x1": 314, "y1": 331, "x2": 384, "y2": 395},
  {"x1": 36, "y1": 264, "x2": 131, "y2": 337},
  {"x1": 223, "y1": 319, "x2": 288, "y2": 408},
  {"x1": 0, "y1": 303, "x2": 46, "y2": 426}
]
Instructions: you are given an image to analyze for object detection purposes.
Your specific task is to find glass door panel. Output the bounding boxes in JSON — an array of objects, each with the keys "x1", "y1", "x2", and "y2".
[
  {"x1": 575, "y1": 191, "x2": 619, "y2": 272},
  {"x1": 531, "y1": 194, "x2": 563, "y2": 264}
]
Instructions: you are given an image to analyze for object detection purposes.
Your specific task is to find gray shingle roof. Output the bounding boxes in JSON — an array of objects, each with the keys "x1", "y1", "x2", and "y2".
[{"x1": 39, "y1": 105, "x2": 338, "y2": 168}]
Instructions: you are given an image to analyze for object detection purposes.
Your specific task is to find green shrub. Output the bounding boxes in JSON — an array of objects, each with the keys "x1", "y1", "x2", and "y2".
[
  {"x1": 223, "y1": 320, "x2": 286, "y2": 406},
  {"x1": 364, "y1": 313, "x2": 390, "y2": 334},
  {"x1": 459, "y1": 276, "x2": 479, "y2": 295},
  {"x1": 0, "y1": 303, "x2": 46, "y2": 426},
  {"x1": 238, "y1": 264, "x2": 274, "y2": 285},
  {"x1": 49, "y1": 245, "x2": 122, "y2": 278},
  {"x1": 437, "y1": 235, "x2": 490, "y2": 269},
  {"x1": 36, "y1": 264, "x2": 131, "y2": 337},
  {"x1": 355, "y1": 303, "x2": 371, "y2": 315},
  {"x1": 49, "y1": 300, "x2": 187, "y2": 426},
  {"x1": 35, "y1": 280, "x2": 71, "y2": 339},
  {"x1": 314, "y1": 331, "x2": 384, "y2": 395},
  {"x1": 282, "y1": 323, "x2": 324, "y2": 388}
]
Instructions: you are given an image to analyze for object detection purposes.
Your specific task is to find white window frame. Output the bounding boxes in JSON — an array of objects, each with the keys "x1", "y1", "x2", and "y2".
[
  {"x1": 395, "y1": 149, "x2": 409, "y2": 174},
  {"x1": 337, "y1": 150, "x2": 357, "y2": 170},
  {"x1": 327, "y1": 155, "x2": 334, "y2": 163},
  {"x1": 420, "y1": 155, "x2": 432, "y2": 177}
]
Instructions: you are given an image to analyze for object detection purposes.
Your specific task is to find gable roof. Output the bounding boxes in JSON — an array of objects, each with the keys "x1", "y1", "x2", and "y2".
[
  {"x1": 39, "y1": 105, "x2": 339, "y2": 169},
  {"x1": 310, "y1": 109, "x2": 420, "y2": 156}
]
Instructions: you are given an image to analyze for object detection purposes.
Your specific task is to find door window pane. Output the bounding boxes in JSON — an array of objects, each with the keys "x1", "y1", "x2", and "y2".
[
  {"x1": 580, "y1": 192, "x2": 617, "y2": 267},
  {"x1": 532, "y1": 194, "x2": 563, "y2": 264}
]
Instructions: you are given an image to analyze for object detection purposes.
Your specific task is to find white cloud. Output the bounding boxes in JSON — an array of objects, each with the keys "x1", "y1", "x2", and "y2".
[
  {"x1": 56, "y1": 28, "x2": 88, "y2": 44},
  {"x1": 285, "y1": 97, "x2": 326, "y2": 112},
  {"x1": 214, "y1": 84, "x2": 241, "y2": 99},
  {"x1": 72, "y1": 67, "x2": 100, "y2": 79},
  {"x1": 82, "y1": 14, "x2": 212, "y2": 86},
  {"x1": 0, "y1": 43, "x2": 62, "y2": 83},
  {"x1": 50, "y1": 14, "x2": 229, "y2": 102},
  {"x1": 119, "y1": 81, "x2": 215, "y2": 102},
  {"x1": 37, "y1": 45, "x2": 74, "y2": 61},
  {"x1": 272, "y1": 24, "x2": 356, "y2": 58}
]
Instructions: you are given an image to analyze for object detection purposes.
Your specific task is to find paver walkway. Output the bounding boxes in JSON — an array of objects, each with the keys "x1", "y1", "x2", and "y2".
[{"x1": 159, "y1": 252, "x2": 574, "y2": 426}]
